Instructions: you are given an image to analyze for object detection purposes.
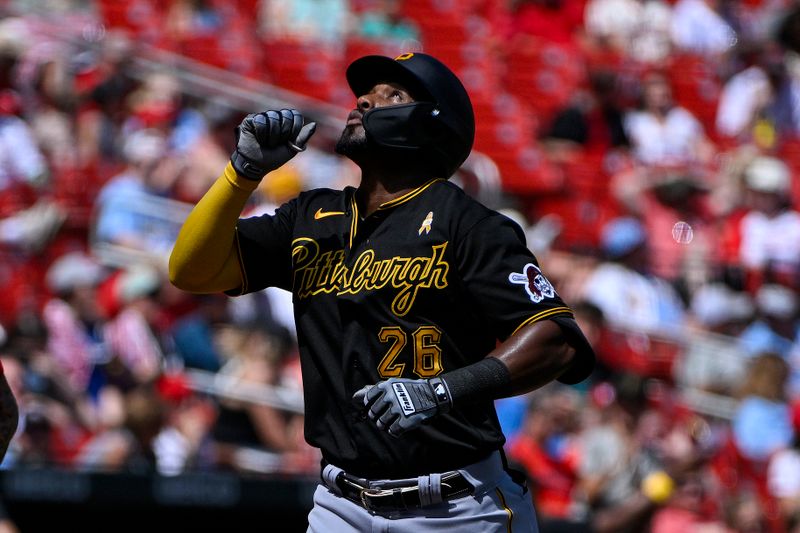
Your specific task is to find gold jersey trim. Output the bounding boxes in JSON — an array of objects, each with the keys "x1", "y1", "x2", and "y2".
[
  {"x1": 511, "y1": 306, "x2": 573, "y2": 336},
  {"x1": 377, "y1": 178, "x2": 444, "y2": 210},
  {"x1": 349, "y1": 196, "x2": 359, "y2": 249}
]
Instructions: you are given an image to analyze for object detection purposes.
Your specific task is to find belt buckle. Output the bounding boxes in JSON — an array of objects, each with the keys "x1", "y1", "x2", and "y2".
[{"x1": 359, "y1": 487, "x2": 391, "y2": 511}]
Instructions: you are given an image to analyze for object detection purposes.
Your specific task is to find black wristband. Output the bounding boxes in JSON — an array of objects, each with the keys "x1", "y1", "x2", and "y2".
[{"x1": 440, "y1": 357, "x2": 512, "y2": 406}]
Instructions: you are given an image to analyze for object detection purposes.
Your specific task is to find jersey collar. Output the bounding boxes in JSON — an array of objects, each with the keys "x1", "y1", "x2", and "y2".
[
  {"x1": 347, "y1": 178, "x2": 443, "y2": 249},
  {"x1": 375, "y1": 178, "x2": 445, "y2": 211}
]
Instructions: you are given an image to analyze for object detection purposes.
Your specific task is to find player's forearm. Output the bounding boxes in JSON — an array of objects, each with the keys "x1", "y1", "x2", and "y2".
[
  {"x1": 0, "y1": 374, "x2": 19, "y2": 462},
  {"x1": 490, "y1": 320, "x2": 576, "y2": 396},
  {"x1": 169, "y1": 162, "x2": 259, "y2": 293},
  {"x1": 442, "y1": 320, "x2": 576, "y2": 404}
]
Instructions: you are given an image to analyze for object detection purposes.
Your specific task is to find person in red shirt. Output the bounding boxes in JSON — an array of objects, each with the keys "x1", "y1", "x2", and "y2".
[{"x1": 507, "y1": 390, "x2": 582, "y2": 520}]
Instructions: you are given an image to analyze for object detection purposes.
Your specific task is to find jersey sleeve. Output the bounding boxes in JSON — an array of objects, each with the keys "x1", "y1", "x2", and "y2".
[
  {"x1": 456, "y1": 213, "x2": 595, "y2": 384},
  {"x1": 230, "y1": 199, "x2": 297, "y2": 294}
]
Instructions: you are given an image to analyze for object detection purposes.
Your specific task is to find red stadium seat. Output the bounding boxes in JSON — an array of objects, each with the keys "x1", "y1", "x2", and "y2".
[
  {"x1": 668, "y1": 53, "x2": 722, "y2": 133},
  {"x1": 262, "y1": 38, "x2": 346, "y2": 102},
  {"x1": 344, "y1": 37, "x2": 407, "y2": 67},
  {"x1": 491, "y1": 144, "x2": 565, "y2": 196}
]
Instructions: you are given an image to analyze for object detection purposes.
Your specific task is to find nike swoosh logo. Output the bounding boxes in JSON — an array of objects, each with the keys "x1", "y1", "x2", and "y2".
[{"x1": 314, "y1": 208, "x2": 345, "y2": 220}]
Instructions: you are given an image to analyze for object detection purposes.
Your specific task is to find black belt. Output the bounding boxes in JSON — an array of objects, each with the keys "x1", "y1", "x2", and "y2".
[{"x1": 334, "y1": 471, "x2": 474, "y2": 512}]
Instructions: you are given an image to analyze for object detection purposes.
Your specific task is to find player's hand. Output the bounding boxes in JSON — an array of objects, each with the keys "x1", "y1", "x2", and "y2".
[
  {"x1": 230, "y1": 109, "x2": 317, "y2": 181},
  {"x1": 352, "y1": 377, "x2": 452, "y2": 437}
]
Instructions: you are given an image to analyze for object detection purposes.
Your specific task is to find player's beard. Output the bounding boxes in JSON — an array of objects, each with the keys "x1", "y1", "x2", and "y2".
[{"x1": 335, "y1": 124, "x2": 369, "y2": 159}]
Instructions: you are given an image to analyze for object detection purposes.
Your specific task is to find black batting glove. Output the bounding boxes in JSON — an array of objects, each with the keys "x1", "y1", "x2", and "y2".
[
  {"x1": 353, "y1": 377, "x2": 452, "y2": 437},
  {"x1": 230, "y1": 109, "x2": 317, "y2": 181}
]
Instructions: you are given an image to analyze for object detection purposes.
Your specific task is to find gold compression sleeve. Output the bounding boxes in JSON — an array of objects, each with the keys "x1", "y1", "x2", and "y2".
[{"x1": 169, "y1": 162, "x2": 260, "y2": 293}]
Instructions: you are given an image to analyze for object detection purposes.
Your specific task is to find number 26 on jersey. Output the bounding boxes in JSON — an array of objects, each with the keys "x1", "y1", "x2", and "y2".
[{"x1": 377, "y1": 325, "x2": 443, "y2": 378}]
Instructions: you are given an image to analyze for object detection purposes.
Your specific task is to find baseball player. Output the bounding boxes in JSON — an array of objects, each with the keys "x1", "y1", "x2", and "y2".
[{"x1": 170, "y1": 52, "x2": 595, "y2": 532}]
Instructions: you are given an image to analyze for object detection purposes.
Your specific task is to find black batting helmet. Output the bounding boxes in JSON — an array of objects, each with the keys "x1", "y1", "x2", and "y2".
[{"x1": 345, "y1": 52, "x2": 475, "y2": 179}]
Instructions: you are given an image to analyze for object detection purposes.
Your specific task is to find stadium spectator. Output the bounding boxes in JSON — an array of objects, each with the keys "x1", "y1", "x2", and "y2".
[
  {"x1": 0, "y1": 96, "x2": 48, "y2": 192},
  {"x1": 75, "y1": 30, "x2": 139, "y2": 168},
  {"x1": 544, "y1": 69, "x2": 630, "y2": 157},
  {"x1": 258, "y1": 0, "x2": 353, "y2": 43},
  {"x1": 623, "y1": 71, "x2": 715, "y2": 167},
  {"x1": 212, "y1": 322, "x2": 310, "y2": 472},
  {"x1": 169, "y1": 294, "x2": 227, "y2": 372},
  {"x1": 354, "y1": 0, "x2": 420, "y2": 43},
  {"x1": 103, "y1": 265, "x2": 166, "y2": 385},
  {"x1": 575, "y1": 385, "x2": 666, "y2": 533},
  {"x1": 579, "y1": 216, "x2": 687, "y2": 337},
  {"x1": 165, "y1": 0, "x2": 224, "y2": 42},
  {"x1": 767, "y1": 434, "x2": 800, "y2": 531},
  {"x1": 740, "y1": 284, "x2": 799, "y2": 355},
  {"x1": 612, "y1": 165, "x2": 716, "y2": 284},
  {"x1": 675, "y1": 282, "x2": 753, "y2": 395},
  {"x1": 649, "y1": 471, "x2": 737, "y2": 532},
  {"x1": 93, "y1": 128, "x2": 186, "y2": 261},
  {"x1": 732, "y1": 353, "x2": 793, "y2": 462},
  {"x1": 669, "y1": 0, "x2": 737, "y2": 57},
  {"x1": 715, "y1": 42, "x2": 776, "y2": 142},
  {"x1": 732, "y1": 156, "x2": 800, "y2": 289},
  {"x1": 151, "y1": 379, "x2": 216, "y2": 475},
  {"x1": 41, "y1": 252, "x2": 109, "y2": 397},
  {"x1": 583, "y1": 0, "x2": 672, "y2": 65},
  {"x1": 507, "y1": 387, "x2": 583, "y2": 522}
]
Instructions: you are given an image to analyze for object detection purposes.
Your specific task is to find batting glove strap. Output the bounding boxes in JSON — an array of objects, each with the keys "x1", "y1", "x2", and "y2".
[
  {"x1": 428, "y1": 376, "x2": 453, "y2": 413},
  {"x1": 230, "y1": 149, "x2": 269, "y2": 181}
]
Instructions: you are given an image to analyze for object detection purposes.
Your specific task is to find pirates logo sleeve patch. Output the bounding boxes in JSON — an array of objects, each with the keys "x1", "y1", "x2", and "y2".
[{"x1": 508, "y1": 263, "x2": 556, "y2": 303}]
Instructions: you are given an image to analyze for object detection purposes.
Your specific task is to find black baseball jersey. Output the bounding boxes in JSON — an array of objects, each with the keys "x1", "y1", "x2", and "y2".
[{"x1": 231, "y1": 178, "x2": 594, "y2": 479}]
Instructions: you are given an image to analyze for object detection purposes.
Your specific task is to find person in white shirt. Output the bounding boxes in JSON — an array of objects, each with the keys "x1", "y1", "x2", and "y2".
[
  {"x1": 670, "y1": 0, "x2": 736, "y2": 56},
  {"x1": 738, "y1": 156, "x2": 800, "y2": 280},
  {"x1": 584, "y1": 0, "x2": 673, "y2": 64},
  {"x1": 624, "y1": 72, "x2": 715, "y2": 167},
  {"x1": 580, "y1": 217, "x2": 687, "y2": 338}
]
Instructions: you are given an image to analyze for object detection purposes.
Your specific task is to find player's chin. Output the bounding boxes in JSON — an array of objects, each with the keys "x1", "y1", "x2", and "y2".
[{"x1": 334, "y1": 128, "x2": 368, "y2": 157}]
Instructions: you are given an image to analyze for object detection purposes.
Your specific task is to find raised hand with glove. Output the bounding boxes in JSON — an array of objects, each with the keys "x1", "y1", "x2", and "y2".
[
  {"x1": 169, "y1": 108, "x2": 316, "y2": 293},
  {"x1": 231, "y1": 109, "x2": 317, "y2": 181}
]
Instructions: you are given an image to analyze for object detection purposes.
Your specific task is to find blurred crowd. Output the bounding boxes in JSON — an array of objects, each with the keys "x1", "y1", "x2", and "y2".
[{"x1": 2, "y1": 0, "x2": 800, "y2": 531}]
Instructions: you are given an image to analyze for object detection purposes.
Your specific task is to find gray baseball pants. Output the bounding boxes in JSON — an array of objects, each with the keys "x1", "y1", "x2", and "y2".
[{"x1": 306, "y1": 451, "x2": 539, "y2": 532}]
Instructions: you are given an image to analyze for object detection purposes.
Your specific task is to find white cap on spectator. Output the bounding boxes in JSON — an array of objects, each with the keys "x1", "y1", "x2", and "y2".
[
  {"x1": 46, "y1": 252, "x2": 105, "y2": 294},
  {"x1": 756, "y1": 284, "x2": 798, "y2": 319},
  {"x1": 0, "y1": 18, "x2": 31, "y2": 56},
  {"x1": 117, "y1": 264, "x2": 161, "y2": 303},
  {"x1": 744, "y1": 156, "x2": 790, "y2": 193},
  {"x1": 123, "y1": 129, "x2": 167, "y2": 166},
  {"x1": 691, "y1": 283, "x2": 754, "y2": 327}
]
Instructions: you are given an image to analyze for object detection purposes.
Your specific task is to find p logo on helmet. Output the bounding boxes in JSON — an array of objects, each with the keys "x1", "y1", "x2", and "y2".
[{"x1": 395, "y1": 53, "x2": 415, "y2": 61}]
